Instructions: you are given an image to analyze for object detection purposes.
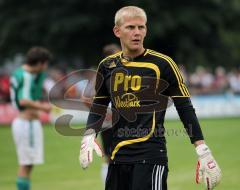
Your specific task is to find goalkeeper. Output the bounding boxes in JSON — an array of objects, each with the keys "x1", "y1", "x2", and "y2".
[{"x1": 79, "y1": 6, "x2": 222, "y2": 190}]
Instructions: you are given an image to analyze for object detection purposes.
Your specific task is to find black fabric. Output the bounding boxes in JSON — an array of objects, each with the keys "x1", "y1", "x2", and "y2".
[
  {"x1": 101, "y1": 128, "x2": 114, "y2": 157},
  {"x1": 86, "y1": 49, "x2": 204, "y2": 164},
  {"x1": 105, "y1": 163, "x2": 168, "y2": 190},
  {"x1": 173, "y1": 97, "x2": 204, "y2": 143}
]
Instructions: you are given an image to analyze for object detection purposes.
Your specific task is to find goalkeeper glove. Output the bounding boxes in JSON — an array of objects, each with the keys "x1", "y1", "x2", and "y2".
[
  {"x1": 79, "y1": 133, "x2": 103, "y2": 169},
  {"x1": 196, "y1": 144, "x2": 222, "y2": 190}
]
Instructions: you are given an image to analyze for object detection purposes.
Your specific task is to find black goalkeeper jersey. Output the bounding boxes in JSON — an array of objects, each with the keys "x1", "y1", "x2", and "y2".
[{"x1": 87, "y1": 49, "x2": 203, "y2": 165}]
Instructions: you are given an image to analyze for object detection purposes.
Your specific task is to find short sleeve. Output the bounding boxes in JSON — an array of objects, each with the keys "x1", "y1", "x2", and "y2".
[
  {"x1": 10, "y1": 75, "x2": 18, "y2": 89},
  {"x1": 10, "y1": 72, "x2": 22, "y2": 109}
]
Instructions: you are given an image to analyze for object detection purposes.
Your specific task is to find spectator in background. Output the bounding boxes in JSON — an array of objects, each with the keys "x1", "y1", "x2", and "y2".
[
  {"x1": 76, "y1": 69, "x2": 96, "y2": 105},
  {"x1": 65, "y1": 71, "x2": 79, "y2": 98},
  {"x1": 44, "y1": 68, "x2": 67, "y2": 99},
  {"x1": 228, "y1": 67, "x2": 240, "y2": 95},
  {"x1": 212, "y1": 66, "x2": 228, "y2": 93},
  {"x1": 189, "y1": 66, "x2": 214, "y2": 94},
  {"x1": 103, "y1": 43, "x2": 121, "y2": 56},
  {"x1": 0, "y1": 72, "x2": 10, "y2": 102}
]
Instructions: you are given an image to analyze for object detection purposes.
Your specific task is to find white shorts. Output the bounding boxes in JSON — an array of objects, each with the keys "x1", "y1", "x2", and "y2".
[{"x1": 12, "y1": 118, "x2": 44, "y2": 165}]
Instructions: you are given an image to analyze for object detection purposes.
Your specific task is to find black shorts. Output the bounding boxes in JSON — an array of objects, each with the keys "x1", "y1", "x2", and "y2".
[
  {"x1": 101, "y1": 128, "x2": 113, "y2": 157},
  {"x1": 105, "y1": 163, "x2": 168, "y2": 190}
]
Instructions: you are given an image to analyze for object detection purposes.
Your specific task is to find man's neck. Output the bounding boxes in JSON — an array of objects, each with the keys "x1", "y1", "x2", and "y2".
[
  {"x1": 23, "y1": 64, "x2": 38, "y2": 73},
  {"x1": 122, "y1": 48, "x2": 145, "y2": 59}
]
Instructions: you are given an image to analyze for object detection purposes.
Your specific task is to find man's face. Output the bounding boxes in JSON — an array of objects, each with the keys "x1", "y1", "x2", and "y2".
[
  {"x1": 114, "y1": 16, "x2": 147, "y2": 53},
  {"x1": 41, "y1": 61, "x2": 48, "y2": 71},
  {"x1": 34, "y1": 61, "x2": 48, "y2": 73}
]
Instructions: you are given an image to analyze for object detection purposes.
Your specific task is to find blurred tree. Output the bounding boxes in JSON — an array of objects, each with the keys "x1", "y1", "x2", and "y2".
[{"x1": 0, "y1": 0, "x2": 239, "y2": 69}]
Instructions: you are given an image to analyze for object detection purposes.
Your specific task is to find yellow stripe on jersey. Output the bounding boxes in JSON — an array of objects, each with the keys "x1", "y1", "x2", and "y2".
[
  {"x1": 170, "y1": 60, "x2": 190, "y2": 96},
  {"x1": 111, "y1": 111, "x2": 156, "y2": 160},
  {"x1": 93, "y1": 96, "x2": 109, "y2": 99},
  {"x1": 144, "y1": 49, "x2": 150, "y2": 56},
  {"x1": 123, "y1": 61, "x2": 160, "y2": 90},
  {"x1": 147, "y1": 50, "x2": 190, "y2": 97},
  {"x1": 171, "y1": 95, "x2": 190, "y2": 98},
  {"x1": 149, "y1": 50, "x2": 190, "y2": 96}
]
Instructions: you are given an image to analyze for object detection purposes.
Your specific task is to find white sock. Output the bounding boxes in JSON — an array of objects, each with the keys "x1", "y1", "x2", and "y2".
[{"x1": 101, "y1": 163, "x2": 108, "y2": 184}]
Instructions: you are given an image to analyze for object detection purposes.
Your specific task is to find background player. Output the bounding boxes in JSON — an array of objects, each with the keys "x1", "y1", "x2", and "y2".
[
  {"x1": 10, "y1": 47, "x2": 52, "y2": 190},
  {"x1": 79, "y1": 6, "x2": 222, "y2": 190}
]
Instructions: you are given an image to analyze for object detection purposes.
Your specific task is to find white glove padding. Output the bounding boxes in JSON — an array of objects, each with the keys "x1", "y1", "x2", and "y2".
[
  {"x1": 196, "y1": 144, "x2": 222, "y2": 190},
  {"x1": 79, "y1": 134, "x2": 103, "y2": 169}
]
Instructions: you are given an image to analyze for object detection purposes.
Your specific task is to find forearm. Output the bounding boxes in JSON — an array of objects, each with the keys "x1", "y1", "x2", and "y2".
[
  {"x1": 86, "y1": 97, "x2": 110, "y2": 134},
  {"x1": 19, "y1": 99, "x2": 43, "y2": 110},
  {"x1": 19, "y1": 99, "x2": 51, "y2": 112},
  {"x1": 175, "y1": 99, "x2": 223, "y2": 187},
  {"x1": 173, "y1": 97, "x2": 204, "y2": 143}
]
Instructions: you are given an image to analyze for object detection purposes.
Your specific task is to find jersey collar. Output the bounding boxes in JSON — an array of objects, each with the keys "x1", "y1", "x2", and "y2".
[{"x1": 120, "y1": 49, "x2": 148, "y2": 63}]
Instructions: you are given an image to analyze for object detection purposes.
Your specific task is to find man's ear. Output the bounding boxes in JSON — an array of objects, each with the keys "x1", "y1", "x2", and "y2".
[{"x1": 113, "y1": 26, "x2": 120, "y2": 38}]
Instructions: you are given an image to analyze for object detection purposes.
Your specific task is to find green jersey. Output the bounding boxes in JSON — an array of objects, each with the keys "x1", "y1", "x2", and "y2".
[{"x1": 10, "y1": 67, "x2": 46, "y2": 110}]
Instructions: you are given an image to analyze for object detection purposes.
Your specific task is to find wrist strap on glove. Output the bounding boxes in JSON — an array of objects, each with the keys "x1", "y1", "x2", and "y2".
[{"x1": 196, "y1": 144, "x2": 211, "y2": 157}]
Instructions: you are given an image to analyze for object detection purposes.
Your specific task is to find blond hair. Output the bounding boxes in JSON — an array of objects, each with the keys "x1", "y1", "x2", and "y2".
[{"x1": 114, "y1": 6, "x2": 147, "y2": 26}]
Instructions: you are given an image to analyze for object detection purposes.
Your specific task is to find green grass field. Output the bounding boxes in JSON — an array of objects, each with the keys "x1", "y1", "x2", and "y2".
[{"x1": 1, "y1": 118, "x2": 240, "y2": 190}]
